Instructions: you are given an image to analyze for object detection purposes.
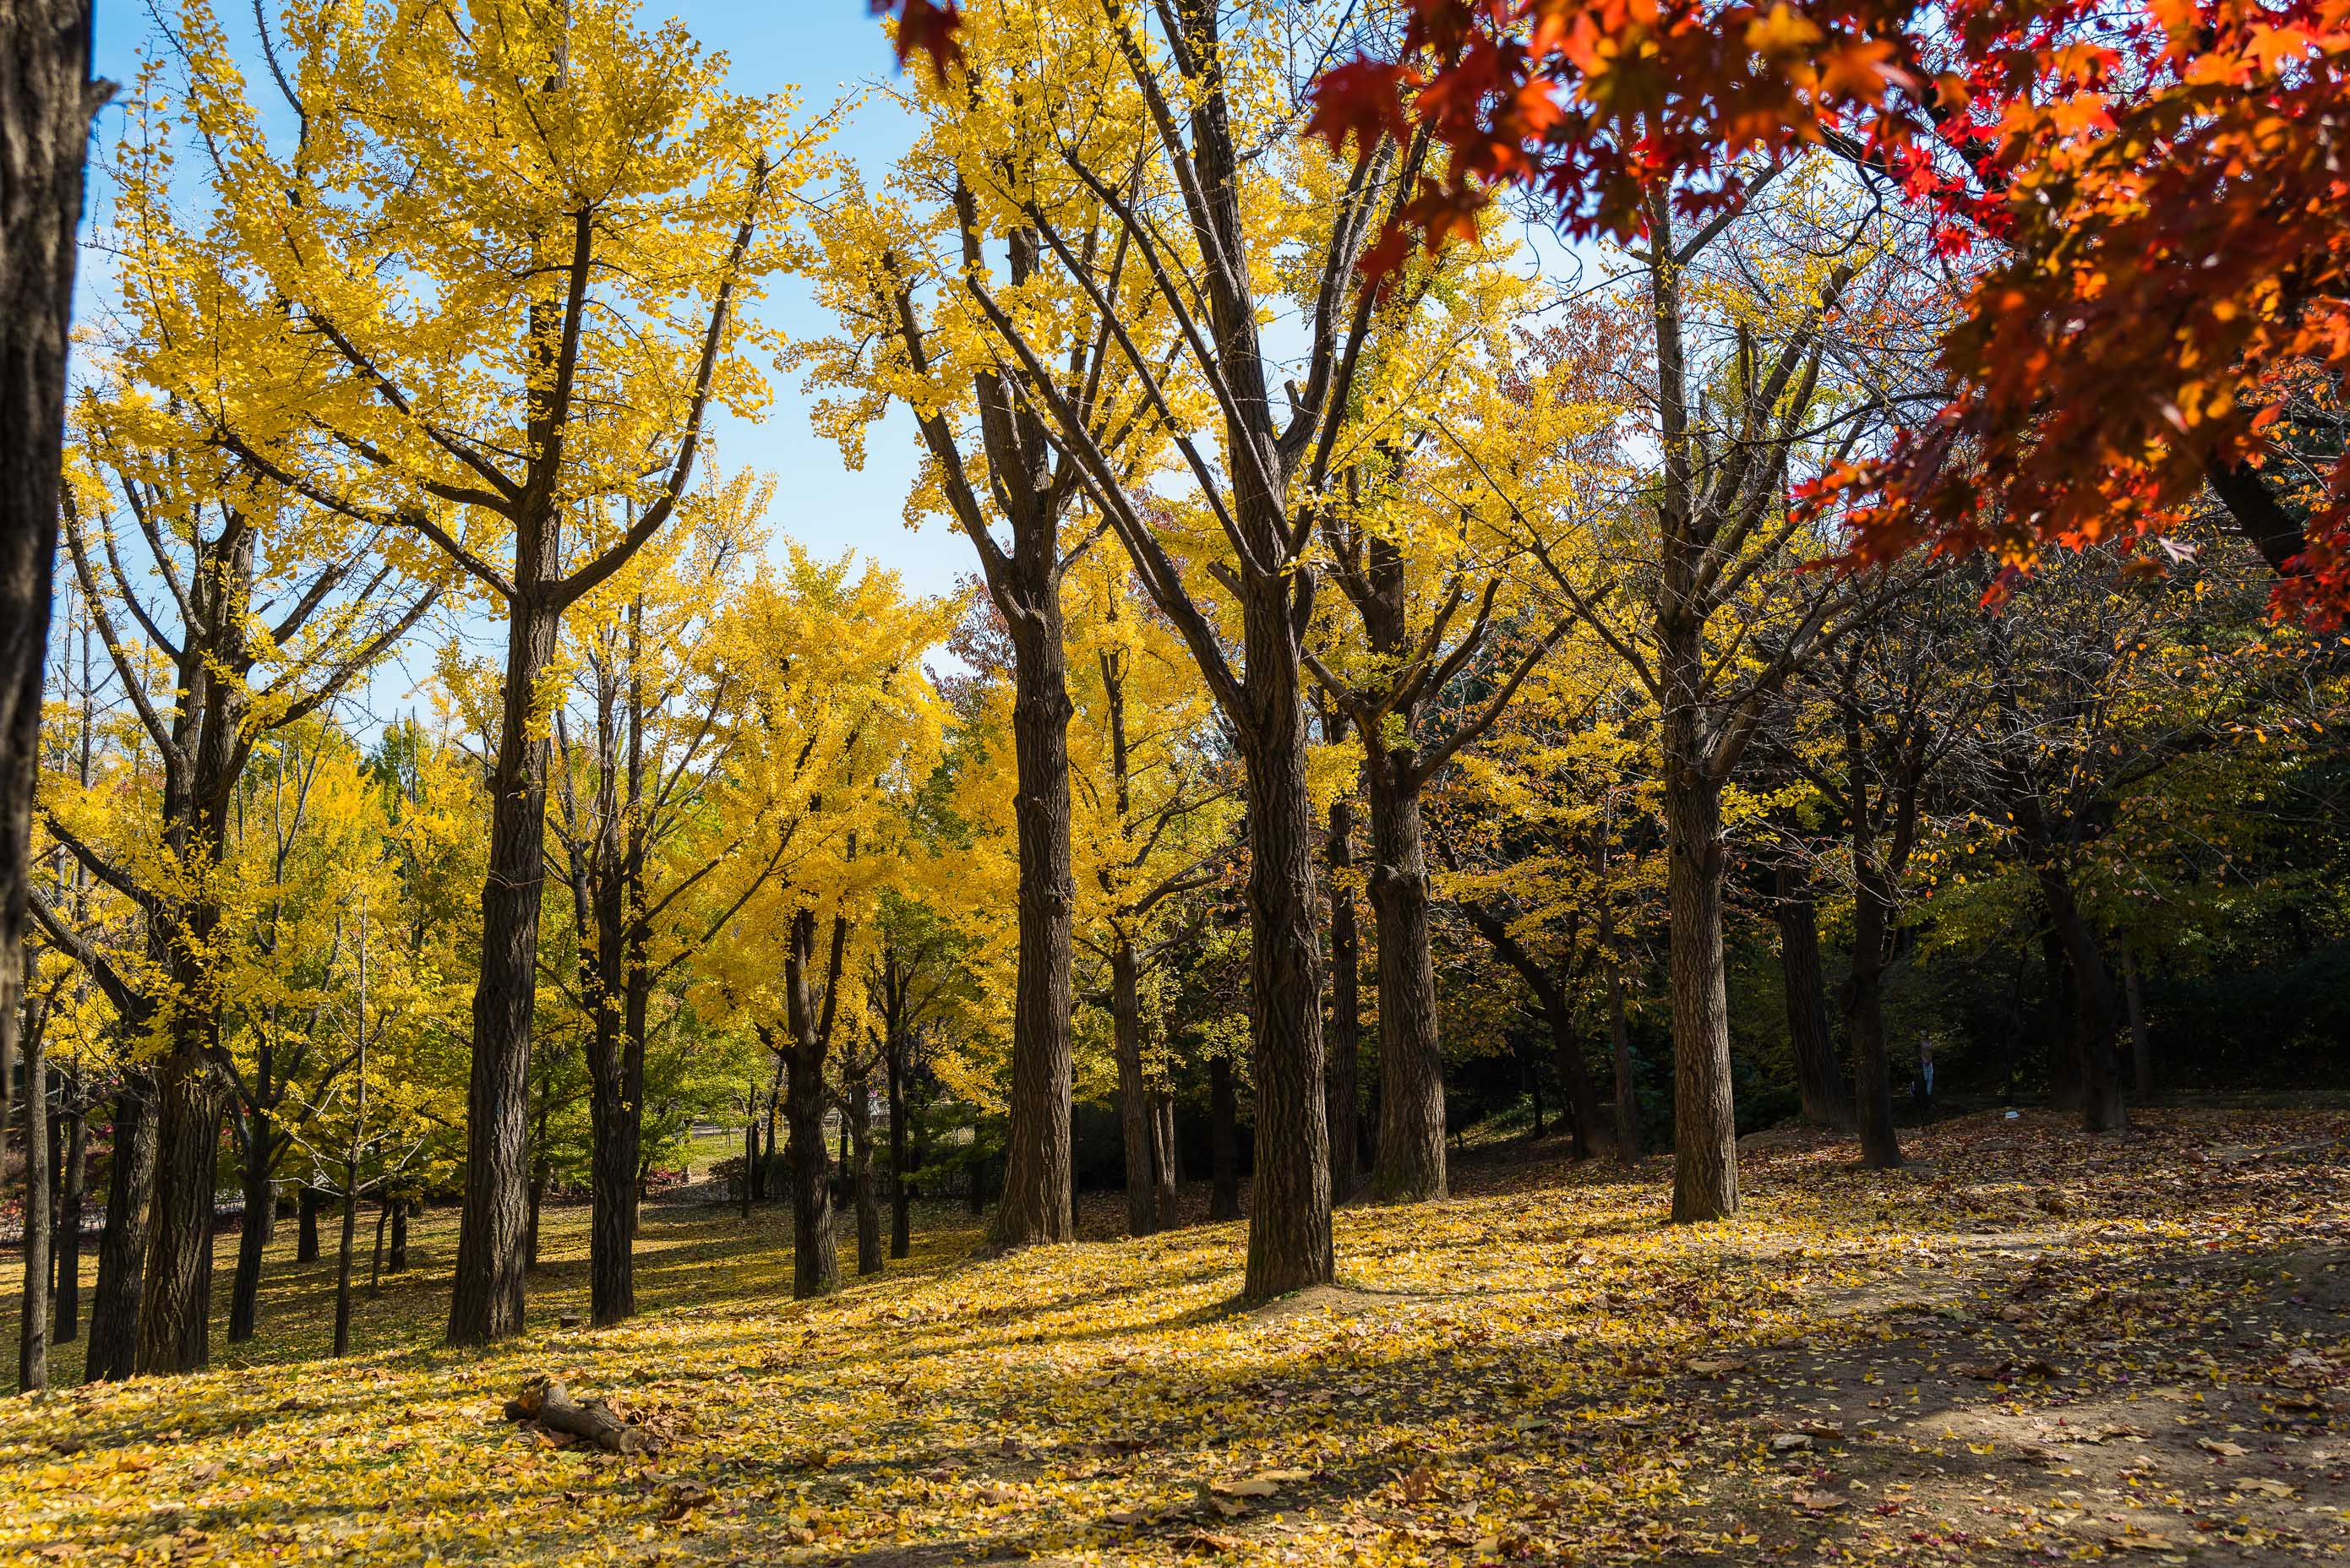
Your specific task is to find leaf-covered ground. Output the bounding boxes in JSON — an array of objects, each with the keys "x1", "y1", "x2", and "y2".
[{"x1": 5, "y1": 1109, "x2": 2347, "y2": 1565}]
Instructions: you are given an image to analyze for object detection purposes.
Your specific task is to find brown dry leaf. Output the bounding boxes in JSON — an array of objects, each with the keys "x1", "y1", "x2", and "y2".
[
  {"x1": 1399, "y1": 1462, "x2": 1438, "y2": 1502},
  {"x1": 1170, "y1": 1528, "x2": 1244, "y2": 1554},
  {"x1": 2107, "y1": 1527, "x2": 2178, "y2": 1551},
  {"x1": 1687, "y1": 1356, "x2": 1748, "y2": 1377},
  {"x1": 1209, "y1": 1477, "x2": 1279, "y2": 1499},
  {"x1": 656, "y1": 1479, "x2": 715, "y2": 1522},
  {"x1": 1792, "y1": 1489, "x2": 1847, "y2": 1512},
  {"x1": 2196, "y1": 1438, "x2": 2248, "y2": 1458},
  {"x1": 2236, "y1": 1477, "x2": 2296, "y2": 1498}
]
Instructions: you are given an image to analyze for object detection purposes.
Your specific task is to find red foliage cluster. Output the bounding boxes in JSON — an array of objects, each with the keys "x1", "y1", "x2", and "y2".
[
  {"x1": 1301, "y1": 0, "x2": 2350, "y2": 623},
  {"x1": 872, "y1": 0, "x2": 965, "y2": 79}
]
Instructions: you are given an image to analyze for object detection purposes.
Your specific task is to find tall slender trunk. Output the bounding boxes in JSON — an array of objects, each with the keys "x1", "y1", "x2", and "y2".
[
  {"x1": 991, "y1": 606, "x2": 1077, "y2": 1250},
  {"x1": 1842, "y1": 860, "x2": 1905, "y2": 1168},
  {"x1": 296, "y1": 1181, "x2": 321, "y2": 1263},
  {"x1": 1208, "y1": 1054, "x2": 1240, "y2": 1222},
  {"x1": 19, "y1": 999, "x2": 49, "y2": 1390},
  {"x1": 0, "y1": 0, "x2": 108, "y2": 1209},
  {"x1": 389, "y1": 1200, "x2": 409, "y2": 1272},
  {"x1": 137, "y1": 1015, "x2": 223, "y2": 1375},
  {"x1": 1155, "y1": 1092, "x2": 1180, "y2": 1187},
  {"x1": 227, "y1": 1112, "x2": 275, "y2": 1342},
  {"x1": 1772, "y1": 874, "x2": 1853, "y2": 1130},
  {"x1": 1324, "y1": 784, "x2": 1361, "y2": 1200},
  {"x1": 784, "y1": 1060, "x2": 837, "y2": 1298},
  {"x1": 1364, "y1": 765, "x2": 1446, "y2": 1204},
  {"x1": 848, "y1": 1063, "x2": 880, "y2": 1276},
  {"x1": 1661, "y1": 762, "x2": 1737, "y2": 1221},
  {"x1": 1110, "y1": 941, "x2": 1159, "y2": 1238},
  {"x1": 1149, "y1": 1088, "x2": 1177, "y2": 1228},
  {"x1": 53, "y1": 1093, "x2": 83, "y2": 1342},
  {"x1": 331, "y1": 1166, "x2": 357, "y2": 1358},
  {"x1": 1608, "y1": 965, "x2": 1640, "y2": 1162},
  {"x1": 368, "y1": 1199, "x2": 389, "y2": 1297},
  {"x1": 886, "y1": 1035, "x2": 910, "y2": 1260},
  {"x1": 84, "y1": 1074, "x2": 153, "y2": 1382},
  {"x1": 450, "y1": 595, "x2": 562, "y2": 1346},
  {"x1": 586, "y1": 984, "x2": 645, "y2": 1325},
  {"x1": 2120, "y1": 938, "x2": 2152, "y2": 1101},
  {"x1": 740, "y1": 1102, "x2": 755, "y2": 1221}
]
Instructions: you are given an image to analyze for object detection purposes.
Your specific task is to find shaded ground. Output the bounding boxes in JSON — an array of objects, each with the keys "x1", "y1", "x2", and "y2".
[{"x1": 2, "y1": 1108, "x2": 2344, "y2": 1565}]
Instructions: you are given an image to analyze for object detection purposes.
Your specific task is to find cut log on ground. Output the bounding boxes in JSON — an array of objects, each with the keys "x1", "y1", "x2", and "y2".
[{"x1": 501, "y1": 1375, "x2": 659, "y2": 1455}]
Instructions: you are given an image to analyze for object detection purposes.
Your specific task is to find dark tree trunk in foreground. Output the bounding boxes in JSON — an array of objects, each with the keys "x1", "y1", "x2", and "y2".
[
  {"x1": 1365, "y1": 767, "x2": 1447, "y2": 1204},
  {"x1": 0, "y1": 0, "x2": 109, "y2": 1195},
  {"x1": 1662, "y1": 765, "x2": 1737, "y2": 1222},
  {"x1": 1110, "y1": 942, "x2": 1161, "y2": 1238},
  {"x1": 1208, "y1": 1054, "x2": 1240, "y2": 1222},
  {"x1": 19, "y1": 999, "x2": 50, "y2": 1390},
  {"x1": 990, "y1": 600, "x2": 1077, "y2": 1250},
  {"x1": 1772, "y1": 873, "x2": 1853, "y2": 1130},
  {"x1": 228, "y1": 1114, "x2": 276, "y2": 1342},
  {"x1": 2121, "y1": 939, "x2": 2152, "y2": 1100},
  {"x1": 389, "y1": 1200, "x2": 409, "y2": 1271},
  {"x1": 137, "y1": 1035, "x2": 224, "y2": 1375},
  {"x1": 85, "y1": 1075, "x2": 153, "y2": 1382},
  {"x1": 1323, "y1": 781, "x2": 1362, "y2": 1200},
  {"x1": 53, "y1": 1092, "x2": 84, "y2": 1342},
  {"x1": 779, "y1": 908, "x2": 848, "y2": 1299},
  {"x1": 450, "y1": 597, "x2": 562, "y2": 1346},
  {"x1": 297, "y1": 1181, "x2": 321, "y2": 1263}
]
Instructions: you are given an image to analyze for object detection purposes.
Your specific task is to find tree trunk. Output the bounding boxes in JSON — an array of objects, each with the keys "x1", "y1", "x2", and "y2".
[
  {"x1": 1662, "y1": 765, "x2": 1737, "y2": 1222},
  {"x1": 740, "y1": 1108, "x2": 755, "y2": 1221},
  {"x1": 2121, "y1": 937, "x2": 2152, "y2": 1101},
  {"x1": 1208, "y1": 1054, "x2": 1240, "y2": 1222},
  {"x1": 389, "y1": 1200, "x2": 409, "y2": 1272},
  {"x1": 848, "y1": 1064, "x2": 881, "y2": 1276},
  {"x1": 136, "y1": 1026, "x2": 223, "y2": 1375},
  {"x1": 1772, "y1": 874, "x2": 1854, "y2": 1130},
  {"x1": 0, "y1": 0, "x2": 108, "y2": 1212},
  {"x1": 886, "y1": 1036, "x2": 910, "y2": 1260},
  {"x1": 524, "y1": 1154, "x2": 546, "y2": 1273},
  {"x1": 331, "y1": 1168, "x2": 357, "y2": 1358},
  {"x1": 53, "y1": 1093, "x2": 82, "y2": 1342},
  {"x1": 368, "y1": 1198, "x2": 389, "y2": 1297},
  {"x1": 784, "y1": 1058, "x2": 837, "y2": 1298},
  {"x1": 1606, "y1": 959, "x2": 1639, "y2": 1162},
  {"x1": 18, "y1": 1003, "x2": 49, "y2": 1390},
  {"x1": 2040, "y1": 867, "x2": 2128, "y2": 1133},
  {"x1": 1110, "y1": 941, "x2": 1160, "y2": 1238},
  {"x1": 586, "y1": 997, "x2": 643, "y2": 1325},
  {"x1": 1364, "y1": 765, "x2": 1446, "y2": 1204},
  {"x1": 1842, "y1": 862, "x2": 1905, "y2": 1168},
  {"x1": 227, "y1": 1113, "x2": 274, "y2": 1343},
  {"x1": 1324, "y1": 788, "x2": 1362, "y2": 1201},
  {"x1": 449, "y1": 596, "x2": 562, "y2": 1347},
  {"x1": 990, "y1": 605, "x2": 1077, "y2": 1250},
  {"x1": 1149, "y1": 1088, "x2": 1178, "y2": 1228},
  {"x1": 84, "y1": 1075, "x2": 153, "y2": 1382},
  {"x1": 296, "y1": 1181, "x2": 321, "y2": 1264}
]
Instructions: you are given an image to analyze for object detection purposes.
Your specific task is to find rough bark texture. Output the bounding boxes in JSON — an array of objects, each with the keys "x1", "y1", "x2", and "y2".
[
  {"x1": 1662, "y1": 766, "x2": 1738, "y2": 1222},
  {"x1": 449, "y1": 597, "x2": 562, "y2": 1345},
  {"x1": 1323, "y1": 787, "x2": 1362, "y2": 1200},
  {"x1": 780, "y1": 908, "x2": 846, "y2": 1299},
  {"x1": 0, "y1": 0, "x2": 106, "y2": 1189},
  {"x1": 989, "y1": 600, "x2": 1077, "y2": 1250},
  {"x1": 504, "y1": 1378, "x2": 657, "y2": 1455},
  {"x1": 1365, "y1": 767, "x2": 1446, "y2": 1204},
  {"x1": 84, "y1": 1075, "x2": 152, "y2": 1381},
  {"x1": 1208, "y1": 1054, "x2": 1241, "y2": 1222},
  {"x1": 389, "y1": 1200, "x2": 409, "y2": 1271},
  {"x1": 136, "y1": 1034, "x2": 224, "y2": 1375},
  {"x1": 1772, "y1": 874, "x2": 1853, "y2": 1130}
]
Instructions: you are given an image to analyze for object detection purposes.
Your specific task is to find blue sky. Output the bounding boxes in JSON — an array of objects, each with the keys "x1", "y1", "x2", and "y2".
[{"x1": 84, "y1": 0, "x2": 959, "y2": 611}]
